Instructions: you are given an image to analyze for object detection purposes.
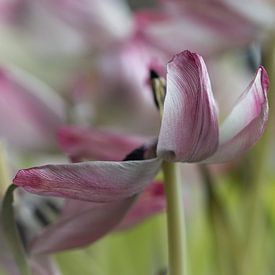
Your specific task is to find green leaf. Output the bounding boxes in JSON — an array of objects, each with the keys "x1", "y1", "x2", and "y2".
[{"x1": 1, "y1": 184, "x2": 31, "y2": 275}]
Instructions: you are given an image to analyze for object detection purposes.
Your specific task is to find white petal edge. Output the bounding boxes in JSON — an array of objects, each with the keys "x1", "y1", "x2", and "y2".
[{"x1": 205, "y1": 66, "x2": 269, "y2": 163}]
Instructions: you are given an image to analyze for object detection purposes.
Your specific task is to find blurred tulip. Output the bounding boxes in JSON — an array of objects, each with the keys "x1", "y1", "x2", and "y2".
[
  {"x1": 0, "y1": 68, "x2": 65, "y2": 153},
  {"x1": 159, "y1": 0, "x2": 275, "y2": 44},
  {"x1": 58, "y1": 125, "x2": 146, "y2": 162},
  {"x1": 0, "y1": 66, "x2": 65, "y2": 152}
]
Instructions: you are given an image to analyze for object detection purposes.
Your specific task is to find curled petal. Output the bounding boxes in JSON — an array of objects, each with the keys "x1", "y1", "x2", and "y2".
[
  {"x1": 157, "y1": 51, "x2": 219, "y2": 162},
  {"x1": 58, "y1": 125, "x2": 145, "y2": 162},
  {"x1": 29, "y1": 197, "x2": 135, "y2": 254},
  {"x1": 205, "y1": 66, "x2": 269, "y2": 163},
  {"x1": 13, "y1": 159, "x2": 162, "y2": 202}
]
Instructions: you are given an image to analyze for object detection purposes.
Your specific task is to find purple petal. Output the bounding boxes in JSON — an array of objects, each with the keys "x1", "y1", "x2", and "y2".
[
  {"x1": 205, "y1": 66, "x2": 269, "y2": 163},
  {"x1": 52, "y1": 0, "x2": 133, "y2": 48},
  {"x1": 157, "y1": 50, "x2": 219, "y2": 162},
  {"x1": 13, "y1": 159, "x2": 162, "y2": 202},
  {"x1": 0, "y1": 67, "x2": 65, "y2": 151},
  {"x1": 0, "y1": 0, "x2": 20, "y2": 23},
  {"x1": 135, "y1": 5, "x2": 257, "y2": 57},
  {"x1": 117, "y1": 181, "x2": 165, "y2": 230},
  {"x1": 221, "y1": 0, "x2": 275, "y2": 27},
  {"x1": 29, "y1": 197, "x2": 135, "y2": 254},
  {"x1": 2, "y1": 0, "x2": 132, "y2": 55},
  {"x1": 58, "y1": 125, "x2": 146, "y2": 162}
]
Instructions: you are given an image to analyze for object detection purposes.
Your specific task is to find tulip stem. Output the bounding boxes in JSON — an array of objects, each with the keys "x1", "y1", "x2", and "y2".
[{"x1": 162, "y1": 161, "x2": 187, "y2": 275}]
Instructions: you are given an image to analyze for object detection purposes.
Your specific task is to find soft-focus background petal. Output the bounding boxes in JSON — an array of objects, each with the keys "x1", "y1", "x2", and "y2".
[
  {"x1": 137, "y1": 1, "x2": 265, "y2": 57},
  {"x1": 58, "y1": 125, "x2": 146, "y2": 162},
  {"x1": 0, "y1": 66, "x2": 65, "y2": 152}
]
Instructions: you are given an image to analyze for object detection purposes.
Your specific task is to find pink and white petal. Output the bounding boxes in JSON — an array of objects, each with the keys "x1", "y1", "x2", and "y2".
[
  {"x1": 0, "y1": 67, "x2": 65, "y2": 151},
  {"x1": 117, "y1": 181, "x2": 165, "y2": 230},
  {"x1": 13, "y1": 158, "x2": 162, "y2": 202},
  {"x1": 50, "y1": 0, "x2": 133, "y2": 49},
  {"x1": 135, "y1": 6, "x2": 257, "y2": 57},
  {"x1": 97, "y1": 37, "x2": 166, "y2": 107},
  {"x1": 0, "y1": 0, "x2": 20, "y2": 23},
  {"x1": 58, "y1": 125, "x2": 146, "y2": 162},
  {"x1": 205, "y1": 66, "x2": 269, "y2": 163},
  {"x1": 157, "y1": 51, "x2": 219, "y2": 162},
  {"x1": 2, "y1": 0, "x2": 132, "y2": 56},
  {"x1": 221, "y1": 0, "x2": 275, "y2": 28},
  {"x1": 29, "y1": 197, "x2": 136, "y2": 254}
]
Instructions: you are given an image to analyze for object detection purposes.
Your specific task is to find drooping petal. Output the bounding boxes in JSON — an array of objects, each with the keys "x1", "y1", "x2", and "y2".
[
  {"x1": 0, "y1": 67, "x2": 65, "y2": 151},
  {"x1": 29, "y1": 197, "x2": 135, "y2": 254},
  {"x1": 58, "y1": 125, "x2": 146, "y2": 162},
  {"x1": 205, "y1": 66, "x2": 269, "y2": 163},
  {"x1": 13, "y1": 158, "x2": 162, "y2": 202},
  {"x1": 117, "y1": 181, "x2": 165, "y2": 230},
  {"x1": 157, "y1": 51, "x2": 219, "y2": 162}
]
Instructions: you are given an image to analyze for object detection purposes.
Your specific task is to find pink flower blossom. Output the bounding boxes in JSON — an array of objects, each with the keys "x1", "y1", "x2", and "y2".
[{"x1": 13, "y1": 50, "x2": 269, "y2": 252}]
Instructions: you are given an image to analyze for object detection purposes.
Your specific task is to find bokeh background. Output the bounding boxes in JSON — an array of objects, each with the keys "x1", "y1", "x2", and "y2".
[{"x1": 0, "y1": 1, "x2": 275, "y2": 274}]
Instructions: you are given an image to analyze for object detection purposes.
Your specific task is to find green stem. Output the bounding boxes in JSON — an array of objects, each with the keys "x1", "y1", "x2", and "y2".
[
  {"x1": 0, "y1": 143, "x2": 11, "y2": 196},
  {"x1": 2, "y1": 185, "x2": 31, "y2": 275},
  {"x1": 162, "y1": 161, "x2": 187, "y2": 275}
]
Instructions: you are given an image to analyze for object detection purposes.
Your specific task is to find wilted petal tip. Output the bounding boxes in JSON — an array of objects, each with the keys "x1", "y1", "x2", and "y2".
[
  {"x1": 13, "y1": 168, "x2": 43, "y2": 189},
  {"x1": 259, "y1": 65, "x2": 269, "y2": 92},
  {"x1": 168, "y1": 50, "x2": 199, "y2": 67}
]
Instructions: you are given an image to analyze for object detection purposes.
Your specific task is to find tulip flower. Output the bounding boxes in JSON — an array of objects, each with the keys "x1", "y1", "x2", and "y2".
[{"x1": 13, "y1": 50, "x2": 269, "y2": 255}]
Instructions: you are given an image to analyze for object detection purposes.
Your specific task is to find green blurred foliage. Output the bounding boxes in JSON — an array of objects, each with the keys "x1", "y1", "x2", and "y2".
[{"x1": 56, "y1": 214, "x2": 167, "y2": 275}]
